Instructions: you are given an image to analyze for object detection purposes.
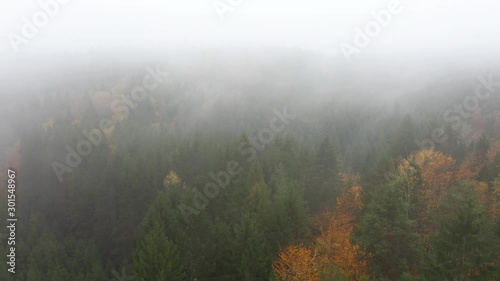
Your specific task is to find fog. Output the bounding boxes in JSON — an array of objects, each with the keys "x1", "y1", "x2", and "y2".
[
  {"x1": 0, "y1": 2, "x2": 498, "y2": 145},
  {"x1": 1, "y1": 1, "x2": 500, "y2": 280},
  {"x1": 1, "y1": 0, "x2": 500, "y2": 160},
  {"x1": 1, "y1": 0, "x2": 499, "y2": 54}
]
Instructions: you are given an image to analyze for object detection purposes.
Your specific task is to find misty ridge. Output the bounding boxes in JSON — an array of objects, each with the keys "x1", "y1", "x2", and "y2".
[{"x1": 1, "y1": 49, "x2": 499, "y2": 149}]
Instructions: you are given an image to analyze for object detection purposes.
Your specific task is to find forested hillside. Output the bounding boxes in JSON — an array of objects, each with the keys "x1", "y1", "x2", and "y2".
[{"x1": 0, "y1": 53, "x2": 499, "y2": 281}]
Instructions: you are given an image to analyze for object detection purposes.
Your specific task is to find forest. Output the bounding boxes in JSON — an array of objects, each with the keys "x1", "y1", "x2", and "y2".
[{"x1": 0, "y1": 51, "x2": 499, "y2": 281}]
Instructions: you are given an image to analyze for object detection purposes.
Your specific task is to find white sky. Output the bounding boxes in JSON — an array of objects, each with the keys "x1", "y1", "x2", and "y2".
[{"x1": 0, "y1": 0, "x2": 499, "y2": 56}]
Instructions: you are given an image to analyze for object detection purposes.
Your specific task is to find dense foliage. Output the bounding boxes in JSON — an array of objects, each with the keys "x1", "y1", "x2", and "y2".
[{"x1": 1, "y1": 54, "x2": 499, "y2": 280}]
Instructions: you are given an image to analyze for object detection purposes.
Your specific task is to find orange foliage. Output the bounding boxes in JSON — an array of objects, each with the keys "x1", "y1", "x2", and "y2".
[
  {"x1": 314, "y1": 185, "x2": 368, "y2": 280},
  {"x1": 397, "y1": 149, "x2": 457, "y2": 245},
  {"x1": 398, "y1": 147, "x2": 500, "y2": 246},
  {"x1": 340, "y1": 172, "x2": 361, "y2": 188},
  {"x1": 273, "y1": 244, "x2": 320, "y2": 281},
  {"x1": 487, "y1": 139, "x2": 500, "y2": 163},
  {"x1": 474, "y1": 181, "x2": 498, "y2": 217},
  {"x1": 332, "y1": 185, "x2": 364, "y2": 232},
  {"x1": 275, "y1": 186, "x2": 368, "y2": 281},
  {"x1": 494, "y1": 177, "x2": 500, "y2": 213},
  {"x1": 410, "y1": 149, "x2": 455, "y2": 188},
  {"x1": 313, "y1": 210, "x2": 335, "y2": 234},
  {"x1": 456, "y1": 152, "x2": 485, "y2": 182},
  {"x1": 163, "y1": 170, "x2": 182, "y2": 189},
  {"x1": 275, "y1": 144, "x2": 499, "y2": 281},
  {"x1": 399, "y1": 149, "x2": 456, "y2": 210}
]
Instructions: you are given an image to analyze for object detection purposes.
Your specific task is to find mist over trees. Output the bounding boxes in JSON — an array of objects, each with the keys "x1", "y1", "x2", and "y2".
[{"x1": 0, "y1": 50, "x2": 499, "y2": 281}]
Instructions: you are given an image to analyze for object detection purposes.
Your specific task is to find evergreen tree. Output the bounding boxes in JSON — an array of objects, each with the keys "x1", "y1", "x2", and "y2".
[
  {"x1": 133, "y1": 222, "x2": 186, "y2": 281},
  {"x1": 232, "y1": 213, "x2": 272, "y2": 281},
  {"x1": 356, "y1": 180, "x2": 423, "y2": 280},
  {"x1": 392, "y1": 115, "x2": 418, "y2": 159},
  {"x1": 271, "y1": 164, "x2": 311, "y2": 247},
  {"x1": 426, "y1": 184, "x2": 500, "y2": 281},
  {"x1": 307, "y1": 136, "x2": 341, "y2": 212}
]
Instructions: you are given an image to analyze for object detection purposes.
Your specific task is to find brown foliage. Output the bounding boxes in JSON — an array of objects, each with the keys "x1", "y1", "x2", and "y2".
[
  {"x1": 487, "y1": 139, "x2": 500, "y2": 163},
  {"x1": 314, "y1": 185, "x2": 368, "y2": 280},
  {"x1": 274, "y1": 186, "x2": 368, "y2": 281},
  {"x1": 398, "y1": 149, "x2": 456, "y2": 245},
  {"x1": 456, "y1": 152, "x2": 485, "y2": 182},
  {"x1": 273, "y1": 244, "x2": 320, "y2": 281},
  {"x1": 399, "y1": 149, "x2": 456, "y2": 210}
]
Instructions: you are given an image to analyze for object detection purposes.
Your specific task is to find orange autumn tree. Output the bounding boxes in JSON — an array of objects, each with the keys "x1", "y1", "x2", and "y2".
[
  {"x1": 474, "y1": 181, "x2": 498, "y2": 217},
  {"x1": 456, "y1": 151, "x2": 486, "y2": 182},
  {"x1": 457, "y1": 137, "x2": 500, "y2": 182},
  {"x1": 273, "y1": 244, "x2": 320, "y2": 281},
  {"x1": 398, "y1": 149, "x2": 456, "y2": 210},
  {"x1": 273, "y1": 185, "x2": 368, "y2": 281},
  {"x1": 314, "y1": 185, "x2": 368, "y2": 280},
  {"x1": 163, "y1": 170, "x2": 182, "y2": 189},
  {"x1": 456, "y1": 140, "x2": 500, "y2": 217},
  {"x1": 487, "y1": 139, "x2": 500, "y2": 163},
  {"x1": 397, "y1": 149, "x2": 456, "y2": 243},
  {"x1": 494, "y1": 175, "x2": 500, "y2": 213}
]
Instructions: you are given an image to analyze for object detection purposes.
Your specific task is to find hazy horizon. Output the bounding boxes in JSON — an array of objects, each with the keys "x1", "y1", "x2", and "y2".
[{"x1": 1, "y1": 0, "x2": 499, "y2": 56}]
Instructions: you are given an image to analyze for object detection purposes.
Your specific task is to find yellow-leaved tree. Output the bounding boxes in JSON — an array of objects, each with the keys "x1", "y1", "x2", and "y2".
[
  {"x1": 163, "y1": 171, "x2": 183, "y2": 189},
  {"x1": 314, "y1": 185, "x2": 368, "y2": 281},
  {"x1": 397, "y1": 149, "x2": 456, "y2": 244},
  {"x1": 273, "y1": 244, "x2": 320, "y2": 281},
  {"x1": 273, "y1": 185, "x2": 368, "y2": 281}
]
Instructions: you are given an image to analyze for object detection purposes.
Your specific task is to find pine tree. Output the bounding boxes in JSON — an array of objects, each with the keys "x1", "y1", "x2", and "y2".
[
  {"x1": 426, "y1": 184, "x2": 500, "y2": 281},
  {"x1": 271, "y1": 164, "x2": 311, "y2": 247},
  {"x1": 232, "y1": 213, "x2": 272, "y2": 281},
  {"x1": 133, "y1": 222, "x2": 186, "y2": 281},
  {"x1": 307, "y1": 136, "x2": 341, "y2": 212},
  {"x1": 392, "y1": 115, "x2": 418, "y2": 159}
]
